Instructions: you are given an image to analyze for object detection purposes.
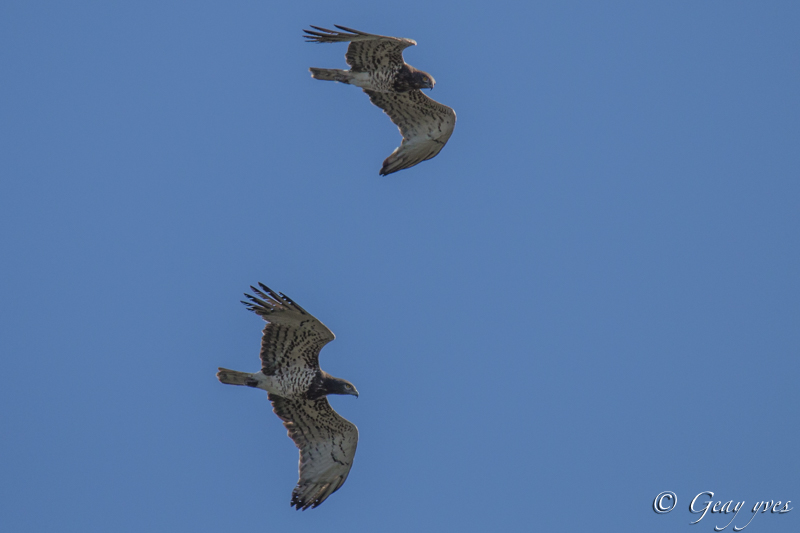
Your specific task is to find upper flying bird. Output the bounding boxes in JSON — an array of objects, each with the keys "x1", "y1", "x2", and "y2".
[
  {"x1": 304, "y1": 25, "x2": 456, "y2": 176},
  {"x1": 217, "y1": 283, "x2": 359, "y2": 510}
]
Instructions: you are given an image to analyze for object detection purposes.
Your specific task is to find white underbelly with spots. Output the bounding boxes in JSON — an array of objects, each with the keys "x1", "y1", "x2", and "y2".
[
  {"x1": 348, "y1": 69, "x2": 397, "y2": 92},
  {"x1": 250, "y1": 369, "x2": 315, "y2": 398}
]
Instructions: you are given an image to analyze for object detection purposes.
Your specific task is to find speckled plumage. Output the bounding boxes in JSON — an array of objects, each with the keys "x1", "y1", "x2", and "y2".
[
  {"x1": 270, "y1": 394, "x2": 358, "y2": 510},
  {"x1": 216, "y1": 283, "x2": 358, "y2": 510},
  {"x1": 305, "y1": 25, "x2": 456, "y2": 175},
  {"x1": 365, "y1": 90, "x2": 456, "y2": 176}
]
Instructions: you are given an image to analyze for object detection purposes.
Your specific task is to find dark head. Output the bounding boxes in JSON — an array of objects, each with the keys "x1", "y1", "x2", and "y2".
[
  {"x1": 412, "y1": 69, "x2": 436, "y2": 90},
  {"x1": 323, "y1": 375, "x2": 359, "y2": 398}
]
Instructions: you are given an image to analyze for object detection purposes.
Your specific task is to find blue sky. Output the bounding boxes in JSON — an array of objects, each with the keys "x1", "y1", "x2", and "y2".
[{"x1": 2, "y1": 1, "x2": 798, "y2": 531}]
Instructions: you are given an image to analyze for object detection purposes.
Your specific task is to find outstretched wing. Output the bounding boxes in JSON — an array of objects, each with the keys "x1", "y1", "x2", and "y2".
[
  {"x1": 364, "y1": 89, "x2": 457, "y2": 176},
  {"x1": 269, "y1": 393, "x2": 359, "y2": 510},
  {"x1": 241, "y1": 283, "x2": 335, "y2": 375},
  {"x1": 304, "y1": 25, "x2": 416, "y2": 71}
]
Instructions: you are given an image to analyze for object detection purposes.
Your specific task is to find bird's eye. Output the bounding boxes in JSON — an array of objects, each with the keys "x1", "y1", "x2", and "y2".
[{"x1": 345, "y1": 384, "x2": 351, "y2": 390}]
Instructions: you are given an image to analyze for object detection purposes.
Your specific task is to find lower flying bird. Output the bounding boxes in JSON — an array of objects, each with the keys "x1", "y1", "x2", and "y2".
[
  {"x1": 217, "y1": 283, "x2": 359, "y2": 510},
  {"x1": 305, "y1": 25, "x2": 456, "y2": 176}
]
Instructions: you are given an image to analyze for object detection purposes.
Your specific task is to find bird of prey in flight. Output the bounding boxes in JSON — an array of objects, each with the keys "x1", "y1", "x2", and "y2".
[
  {"x1": 217, "y1": 283, "x2": 359, "y2": 510},
  {"x1": 305, "y1": 25, "x2": 456, "y2": 176}
]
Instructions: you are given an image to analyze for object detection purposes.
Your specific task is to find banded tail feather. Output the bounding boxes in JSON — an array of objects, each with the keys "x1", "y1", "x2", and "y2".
[
  {"x1": 217, "y1": 367, "x2": 256, "y2": 387},
  {"x1": 309, "y1": 67, "x2": 350, "y2": 83}
]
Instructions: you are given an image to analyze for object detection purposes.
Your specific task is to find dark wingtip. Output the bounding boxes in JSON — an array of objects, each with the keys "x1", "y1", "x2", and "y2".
[
  {"x1": 379, "y1": 165, "x2": 396, "y2": 176},
  {"x1": 291, "y1": 498, "x2": 311, "y2": 511},
  {"x1": 304, "y1": 26, "x2": 339, "y2": 42},
  {"x1": 333, "y1": 24, "x2": 361, "y2": 34},
  {"x1": 257, "y1": 281, "x2": 271, "y2": 293}
]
